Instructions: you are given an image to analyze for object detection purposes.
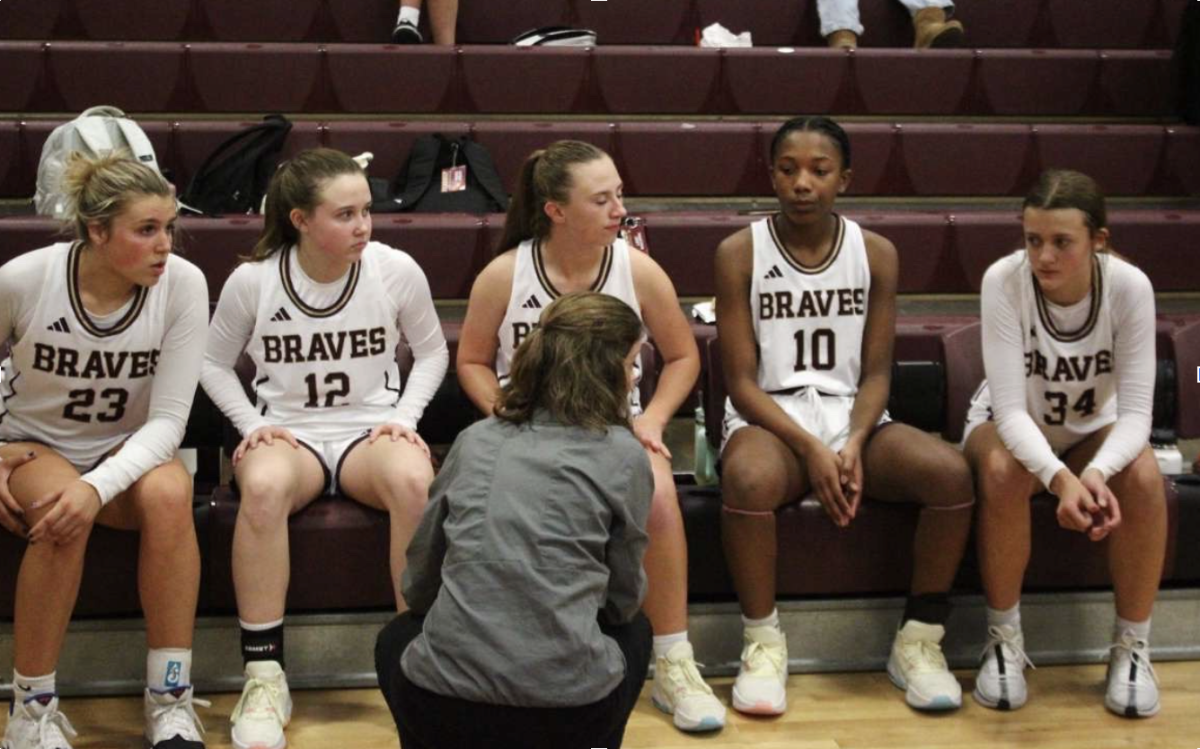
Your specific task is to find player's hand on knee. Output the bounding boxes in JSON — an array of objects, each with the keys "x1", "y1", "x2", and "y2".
[
  {"x1": 1080, "y1": 467, "x2": 1121, "y2": 541},
  {"x1": 370, "y1": 422, "x2": 431, "y2": 459},
  {"x1": 632, "y1": 416, "x2": 672, "y2": 460},
  {"x1": 808, "y1": 445, "x2": 852, "y2": 527},
  {"x1": 234, "y1": 426, "x2": 300, "y2": 466},
  {"x1": 1050, "y1": 469, "x2": 1098, "y2": 534},
  {"x1": 0, "y1": 451, "x2": 36, "y2": 537},
  {"x1": 28, "y1": 479, "x2": 101, "y2": 546}
]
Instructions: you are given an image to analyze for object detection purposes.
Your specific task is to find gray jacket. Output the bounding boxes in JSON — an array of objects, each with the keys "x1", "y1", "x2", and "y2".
[{"x1": 400, "y1": 414, "x2": 654, "y2": 707}]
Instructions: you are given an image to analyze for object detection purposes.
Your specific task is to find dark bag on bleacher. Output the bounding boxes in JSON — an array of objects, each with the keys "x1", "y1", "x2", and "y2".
[
  {"x1": 378, "y1": 134, "x2": 508, "y2": 214},
  {"x1": 179, "y1": 115, "x2": 292, "y2": 215}
]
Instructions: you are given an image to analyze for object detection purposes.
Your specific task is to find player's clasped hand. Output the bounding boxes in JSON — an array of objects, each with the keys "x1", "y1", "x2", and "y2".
[
  {"x1": 28, "y1": 479, "x2": 102, "y2": 546},
  {"x1": 1051, "y1": 467, "x2": 1121, "y2": 542},
  {"x1": 806, "y1": 442, "x2": 853, "y2": 528},
  {"x1": 0, "y1": 451, "x2": 37, "y2": 537},
  {"x1": 233, "y1": 425, "x2": 301, "y2": 466},
  {"x1": 369, "y1": 422, "x2": 431, "y2": 459}
]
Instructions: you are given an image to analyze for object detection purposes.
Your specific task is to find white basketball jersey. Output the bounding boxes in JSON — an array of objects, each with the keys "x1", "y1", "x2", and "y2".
[
  {"x1": 245, "y1": 243, "x2": 403, "y2": 439},
  {"x1": 496, "y1": 237, "x2": 643, "y2": 411},
  {"x1": 749, "y1": 215, "x2": 869, "y2": 396},
  {"x1": 0, "y1": 242, "x2": 176, "y2": 456},
  {"x1": 975, "y1": 251, "x2": 1119, "y2": 445}
]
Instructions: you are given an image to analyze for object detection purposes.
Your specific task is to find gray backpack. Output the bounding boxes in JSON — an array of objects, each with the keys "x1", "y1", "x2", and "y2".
[{"x1": 34, "y1": 105, "x2": 161, "y2": 218}]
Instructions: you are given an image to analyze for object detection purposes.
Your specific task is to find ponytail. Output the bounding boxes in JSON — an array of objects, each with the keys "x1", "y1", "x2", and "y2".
[{"x1": 494, "y1": 140, "x2": 608, "y2": 255}]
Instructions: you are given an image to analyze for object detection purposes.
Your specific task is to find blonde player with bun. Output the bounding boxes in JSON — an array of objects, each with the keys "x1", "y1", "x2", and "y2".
[{"x1": 0, "y1": 151, "x2": 209, "y2": 749}]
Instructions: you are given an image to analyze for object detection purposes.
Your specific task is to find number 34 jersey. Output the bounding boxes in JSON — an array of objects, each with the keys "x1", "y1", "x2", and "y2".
[
  {"x1": 0, "y1": 242, "x2": 193, "y2": 459},
  {"x1": 749, "y1": 214, "x2": 870, "y2": 397}
]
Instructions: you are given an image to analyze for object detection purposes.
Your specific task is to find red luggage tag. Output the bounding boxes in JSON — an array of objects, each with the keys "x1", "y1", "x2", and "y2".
[{"x1": 622, "y1": 216, "x2": 648, "y2": 253}]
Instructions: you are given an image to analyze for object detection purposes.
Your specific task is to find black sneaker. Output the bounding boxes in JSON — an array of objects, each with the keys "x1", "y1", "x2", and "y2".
[{"x1": 391, "y1": 19, "x2": 423, "y2": 44}]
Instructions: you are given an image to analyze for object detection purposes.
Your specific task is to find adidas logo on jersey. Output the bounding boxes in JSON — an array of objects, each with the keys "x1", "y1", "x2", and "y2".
[
  {"x1": 270, "y1": 308, "x2": 292, "y2": 322},
  {"x1": 521, "y1": 295, "x2": 542, "y2": 309},
  {"x1": 46, "y1": 317, "x2": 71, "y2": 334},
  {"x1": 764, "y1": 265, "x2": 784, "y2": 280}
]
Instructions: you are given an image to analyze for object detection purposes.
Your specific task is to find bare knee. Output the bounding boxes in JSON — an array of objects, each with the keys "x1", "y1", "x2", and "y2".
[
  {"x1": 975, "y1": 446, "x2": 1035, "y2": 506},
  {"x1": 721, "y1": 458, "x2": 788, "y2": 513},
  {"x1": 1112, "y1": 449, "x2": 1165, "y2": 514},
  {"x1": 914, "y1": 448, "x2": 975, "y2": 510},
  {"x1": 236, "y1": 470, "x2": 295, "y2": 533},
  {"x1": 377, "y1": 462, "x2": 432, "y2": 520},
  {"x1": 135, "y1": 465, "x2": 194, "y2": 535}
]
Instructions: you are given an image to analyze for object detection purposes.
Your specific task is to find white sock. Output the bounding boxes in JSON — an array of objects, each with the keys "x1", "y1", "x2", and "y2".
[
  {"x1": 239, "y1": 617, "x2": 284, "y2": 631},
  {"x1": 1115, "y1": 616, "x2": 1151, "y2": 643},
  {"x1": 653, "y1": 631, "x2": 688, "y2": 659},
  {"x1": 986, "y1": 603, "x2": 1021, "y2": 631},
  {"x1": 398, "y1": 6, "x2": 420, "y2": 25},
  {"x1": 742, "y1": 608, "x2": 780, "y2": 631},
  {"x1": 12, "y1": 670, "x2": 55, "y2": 702},
  {"x1": 147, "y1": 648, "x2": 192, "y2": 693}
]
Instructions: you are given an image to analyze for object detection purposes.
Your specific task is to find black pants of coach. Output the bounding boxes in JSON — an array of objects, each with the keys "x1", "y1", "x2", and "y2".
[{"x1": 375, "y1": 611, "x2": 652, "y2": 749}]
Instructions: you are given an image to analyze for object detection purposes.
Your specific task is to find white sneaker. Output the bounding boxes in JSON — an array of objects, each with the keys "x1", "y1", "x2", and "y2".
[
  {"x1": 650, "y1": 642, "x2": 726, "y2": 732},
  {"x1": 230, "y1": 662, "x2": 292, "y2": 749},
  {"x1": 886, "y1": 620, "x2": 962, "y2": 711},
  {"x1": 145, "y1": 686, "x2": 210, "y2": 748},
  {"x1": 731, "y1": 626, "x2": 788, "y2": 715},
  {"x1": 973, "y1": 624, "x2": 1034, "y2": 711},
  {"x1": 1105, "y1": 631, "x2": 1160, "y2": 718},
  {"x1": 1, "y1": 694, "x2": 77, "y2": 749}
]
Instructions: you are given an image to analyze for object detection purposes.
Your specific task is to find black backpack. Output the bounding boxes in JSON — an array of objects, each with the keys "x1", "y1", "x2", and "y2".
[
  {"x1": 371, "y1": 134, "x2": 508, "y2": 214},
  {"x1": 179, "y1": 115, "x2": 292, "y2": 215}
]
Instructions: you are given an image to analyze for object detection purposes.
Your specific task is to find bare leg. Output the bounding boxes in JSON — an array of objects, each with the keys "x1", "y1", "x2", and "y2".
[
  {"x1": 231, "y1": 443, "x2": 326, "y2": 624},
  {"x1": 641, "y1": 452, "x2": 689, "y2": 634},
  {"x1": 427, "y1": 0, "x2": 458, "y2": 44},
  {"x1": 338, "y1": 437, "x2": 433, "y2": 613}
]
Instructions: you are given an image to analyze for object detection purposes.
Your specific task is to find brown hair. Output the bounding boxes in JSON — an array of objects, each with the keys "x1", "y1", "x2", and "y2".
[
  {"x1": 1023, "y1": 169, "x2": 1110, "y2": 248},
  {"x1": 495, "y1": 292, "x2": 644, "y2": 431},
  {"x1": 60, "y1": 150, "x2": 172, "y2": 244},
  {"x1": 496, "y1": 140, "x2": 608, "y2": 254},
  {"x1": 249, "y1": 148, "x2": 365, "y2": 262}
]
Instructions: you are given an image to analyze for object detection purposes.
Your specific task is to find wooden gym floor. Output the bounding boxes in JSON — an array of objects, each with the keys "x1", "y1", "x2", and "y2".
[{"x1": 47, "y1": 660, "x2": 1200, "y2": 748}]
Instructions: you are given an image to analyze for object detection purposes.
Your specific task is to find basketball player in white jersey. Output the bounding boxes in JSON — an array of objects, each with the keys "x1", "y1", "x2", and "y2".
[
  {"x1": 715, "y1": 117, "x2": 975, "y2": 715},
  {"x1": 200, "y1": 149, "x2": 447, "y2": 749},
  {"x1": 457, "y1": 141, "x2": 726, "y2": 733},
  {"x1": 964, "y1": 170, "x2": 1165, "y2": 717},
  {"x1": 0, "y1": 152, "x2": 209, "y2": 749}
]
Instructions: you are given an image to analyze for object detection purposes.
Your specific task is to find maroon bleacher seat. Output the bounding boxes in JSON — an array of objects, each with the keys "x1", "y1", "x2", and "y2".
[
  {"x1": 1048, "y1": 0, "x2": 1156, "y2": 49},
  {"x1": 592, "y1": 47, "x2": 722, "y2": 114},
  {"x1": 460, "y1": 47, "x2": 591, "y2": 114},
  {"x1": 1172, "y1": 320, "x2": 1200, "y2": 439},
  {"x1": 1164, "y1": 127, "x2": 1200, "y2": 195},
  {"x1": 694, "y1": 0, "x2": 814, "y2": 47},
  {"x1": 1035, "y1": 124, "x2": 1163, "y2": 196},
  {"x1": 854, "y1": 49, "x2": 974, "y2": 115},
  {"x1": 978, "y1": 49, "x2": 1098, "y2": 116},
  {"x1": 324, "y1": 121, "x2": 472, "y2": 186},
  {"x1": 0, "y1": 122, "x2": 22, "y2": 200},
  {"x1": 196, "y1": 0, "x2": 323, "y2": 43},
  {"x1": 324, "y1": 0, "x2": 397, "y2": 44},
  {"x1": 0, "y1": 0, "x2": 62, "y2": 41},
  {"x1": 372, "y1": 214, "x2": 490, "y2": 300},
  {"x1": 724, "y1": 48, "x2": 847, "y2": 115},
  {"x1": 900, "y1": 123, "x2": 1031, "y2": 197},
  {"x1": 189, "y1": 44, "x2": 324, "y2": 113},
  {"x1": 48, "y1": 42, "x2": 188, "y2": 114},
  {"x1": 952, "y1": 0, "x2": 1044, "y2": 47},
  {"x1": 856, "y1": 0, "x2": 921, "y2": 48},
  {"x1": 574, "y1": 0, "x2": 692, "y2": 45},
  {"x1": 0, "y1": 42, "x2": 43, "y2": 113},
  {"x1": 73, "y1": 0, "x2": 191, "y2": 42},
  {"x1": 1099, "y1": 50, "x2": 1177, "y2": 117},
  {"x1": 867, "y1": 212, "x2": 966, "y2": 292},
  {"x1": 472, "y1": 121, "x2": 615, "y2": 190},
  {"x1": 456, "y1": 0, "x2": 568, "y2": 44},
  {"x1": 617, "y1": 122, "x2": 759, "y2": 196},
  {"x1": 325, "y1": 45, "x2": 455, "y2": 114},
  {"x1": 940, "y1": 321, "x2": 983, "y2": 443}
]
